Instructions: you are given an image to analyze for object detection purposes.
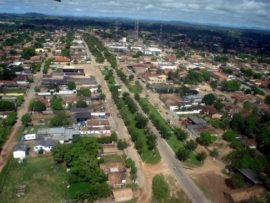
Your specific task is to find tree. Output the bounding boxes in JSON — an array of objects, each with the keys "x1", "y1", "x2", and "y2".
[
  {"x1": 67, "y1": 81, "x2": 76, "y2": 90},
  {"x1": 202, "y1": 93, "x2": 216, "y2": 105},
  {"x1": 52, "y1": 144, "x2": 69, "y2": 163},
  {"x1": 21, "y1": 113, "x2": 31, "y2": 126},
  {"x1": 214, "y1": 99, "x2": 224, "y2": 111},
  {"x1": 196, "y1": 151, "x2": 207, "y2": 162},
  {"x1": 117, "y1": 139, "x2": 128, "y2": 150},
  {"x1": 223, "y1": 130, "x2": 237, "y2": 142},
  {"x1": 146, "y1": 133, "x2": 157, "y2": 150},
  {"x1": 22, "y1": 47, "x2": 36, "y2": 59},
  {"x1": 5, "y1": 112, "x2": 17, "y2": 126},
  {"x1": 29, "y1": 100, "x2": 46, "y2": 112},
  {"x1": 221, "y1": 80, "x2": 240, "y2": 92},
  {"x1": 174, "y1": 128, "x2": 188, "y2": 141},
  {"x1": 76, "y1": 101, "x2": 88, "y2": 108},
  {"x1": 176, "y1": 147, "x2": 190, "y2": 161},
  {"x1": 196, "y1": 132, "x2": 216, "y2": 146},
  {"x1": 135, "y1": 113, "x2": 148, "y2": 129},
  {"x1": 265, "y1": 95, "x2": 270, "y2": 105},
  {"x1": 50, "y1": 113, "x2": 70, "y2": 127},
  {"x1": 152, "y1": 175, "x2": 170, "y2": 201},
  {"x1": 50, "y1": 96, "x2": 63, "y2": 111},
  {"x1": 185, "y1": 140, "x2": 198, "y2": 151}
]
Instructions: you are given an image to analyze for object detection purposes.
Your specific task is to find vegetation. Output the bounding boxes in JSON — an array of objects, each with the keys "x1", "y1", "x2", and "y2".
[
  {"x1": 5, "y1": 112, "x2": 17, "y2": 126},
  {"x1": 21, "y1": 113, "x2": 32, "y2": 126},
  {"x1": 76, "y1": 100, "x2": 88, "y2": 108},
  {"x1": 196, "y1": 132, "x2": 216, "y2": 146},
  {"x1": 152, "y1": 175, "x2": 170, "y2": 201},
  {"x1": 0, "y1": 100, "x2": 16, "y2": 111},
  {"x1": 52, "y1": 137, "x2": 110, "y2": 200},
  {"x1": 67, "y1": 81, "x2": 76, "y2": 90},
  {"x1": 50, "y1": 96, "x2": 63, "y2": 111},
  {"x1": 125, "y1": 158, "x2": 137, "y2": 181},
  {"x1": 102, "y1": 67, "x2": 160, "y2": 164},
  {"x1": 22, "y1": 47, "x2": 36, "y2": 59},
  {"x1": 77, "y1": 88, "x2": 91, "y2": 97},
  {"x1": 221, "y1": 80, "x2": 240, "y2": 92},
  {"x1": 50, "y1": 113, "x2": 70, "y2": 127},
  {"x1": 184, "y1": 69, "x2": 211, "y2": 84},
  {"x1": 29, "y1": 99, "x2": 46, "y2": 112},
  {"x1": 0, "y1": 156, "x2": 67, "y2": 203}
]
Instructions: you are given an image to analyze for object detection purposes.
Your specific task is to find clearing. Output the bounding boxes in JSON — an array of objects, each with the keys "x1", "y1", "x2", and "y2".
[{"x1": 0, "y1": 155, "x2": 67, "y2": 203}]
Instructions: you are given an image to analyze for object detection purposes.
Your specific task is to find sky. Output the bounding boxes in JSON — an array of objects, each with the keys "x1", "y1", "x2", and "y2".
[{"x1": 0, "y1": 0, "x2": 270, "y2": 30}]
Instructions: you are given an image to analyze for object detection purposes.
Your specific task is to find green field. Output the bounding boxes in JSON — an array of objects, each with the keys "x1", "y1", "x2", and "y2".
[{"x1": 0, "y1": 156, "x2": 67, "y2": 203}]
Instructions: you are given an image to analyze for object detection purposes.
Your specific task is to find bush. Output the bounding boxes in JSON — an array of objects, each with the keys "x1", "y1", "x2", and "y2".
[
  {"x1": 77, "y1": 88, "x2": 91, "y2": 97},
  {"x1": 152, "y1": 175, "x2": 170, "y2": 201},
  {"x1": 50, "y1": 96, "x2": 63, "y2": 110},
  {"x1": 185, "y1": 140, "x2": 198, "y2": 151},
  {"x1": 196, "y1": 151, "x2": 207, "y2": 162},
  {"x1": 210, "y1": 148, "x2": 219, "y2": 158}
]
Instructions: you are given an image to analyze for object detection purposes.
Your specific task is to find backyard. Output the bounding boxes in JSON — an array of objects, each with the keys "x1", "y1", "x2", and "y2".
[{"x1": 0, "y1": 155, "x2": 67, "y2": 203}]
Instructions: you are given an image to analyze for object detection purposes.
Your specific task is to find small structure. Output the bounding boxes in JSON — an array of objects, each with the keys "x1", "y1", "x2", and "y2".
[
  {"x1": 236, "y1": 168, "x2": 262, "y2": 185},
  {"x1": 13, "y1": 142, "x2": 28, "y2": 160},
  {"x1": 112, "y1": 188, "x2": 133, "y2": 202},
  {"x1": 15, "y1": 184, "x2": 26, "y2": 197}
]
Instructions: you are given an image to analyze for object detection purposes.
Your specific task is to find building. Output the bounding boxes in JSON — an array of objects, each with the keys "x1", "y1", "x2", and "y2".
[
  {"x1": 37, "y1": 127, "x2": 80, "y2": 144},
  {"x1": 13, "y1": 142, "x2": 28, "y2": 160},
  {"x1": 34, "y1": 138, "x2": 58, "y2": 153}
]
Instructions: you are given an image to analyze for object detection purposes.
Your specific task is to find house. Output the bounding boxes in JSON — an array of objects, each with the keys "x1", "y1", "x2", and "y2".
[
  {"x1": 70, "y1": 108, "x2": 92, "y2": 123},
  {"x1": 34, "y1": 138, "x2": 58, "y2": 153},
  {"x1": 236, "y1": 168, "x2": 262, "y2": 185},
  {"x1": 108, "y1": 172, "x2": 126, "y2": 187},
  {"x1": 53, "y1": 56, "x2": 71, "y2": 63},
  {"x1": 13, "y1": 142, "x2": 28, "y2": 160},
  {"x1": 37, "y1": 127, "x2": 80, "y2": 144},
  {"x1": 112, "y1": 188, "x2": 133, "y2": 202},
  {"x1": 242, "y1": 138, "x2": 257, "y2": 149},
  {"x1": 143, "y1": 73, "x2": 167, "y2": 84},
  {"x1": 201, "y1": 106, "x2": 222, "y2": 119}
]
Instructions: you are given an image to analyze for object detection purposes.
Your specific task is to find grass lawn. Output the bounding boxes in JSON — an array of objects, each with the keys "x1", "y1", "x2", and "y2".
[
  {"x1": 141, "y1": 148, "x2": 161, "y2": 164},
  {"x1": 0, "y1": 156, "x2": 67, "y2": 203},
  {"x1": 166, "y1": 134, "x2": 183, "y2": 152},
  {"x1": 0, "y1": 89, "x2": 26, "y2": 94},
  {"x1": 184, "y1": 153, "x2": 203, "y2": 167},
  {"x1": 127, "y1": 83, "x2": 141, "y2": 94}
]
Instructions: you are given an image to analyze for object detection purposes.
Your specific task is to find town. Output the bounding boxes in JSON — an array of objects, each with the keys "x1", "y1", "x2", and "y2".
[{"x1": 0, "y1": 11, "x2": 270, "y2": 203}]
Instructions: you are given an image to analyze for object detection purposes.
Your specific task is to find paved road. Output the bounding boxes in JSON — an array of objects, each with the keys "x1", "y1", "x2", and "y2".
[{"x1": 113, "y1": 66, "x2": 210, "y2": 203}]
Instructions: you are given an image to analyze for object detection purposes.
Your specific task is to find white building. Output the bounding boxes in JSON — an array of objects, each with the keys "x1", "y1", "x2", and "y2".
[{"x1": 13, "y1": 143, "x2": 28, "y2": 160}]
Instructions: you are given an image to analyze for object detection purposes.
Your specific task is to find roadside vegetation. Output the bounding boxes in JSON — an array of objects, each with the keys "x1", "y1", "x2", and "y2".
[{"x1": 102, "y1": 67, "x2": 160, "y2": 164}]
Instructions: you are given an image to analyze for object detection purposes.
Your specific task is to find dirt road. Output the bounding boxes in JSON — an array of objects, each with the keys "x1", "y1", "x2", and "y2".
[{"x1": 0, "y1": 60, "x2": 46, "y2": 172}]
